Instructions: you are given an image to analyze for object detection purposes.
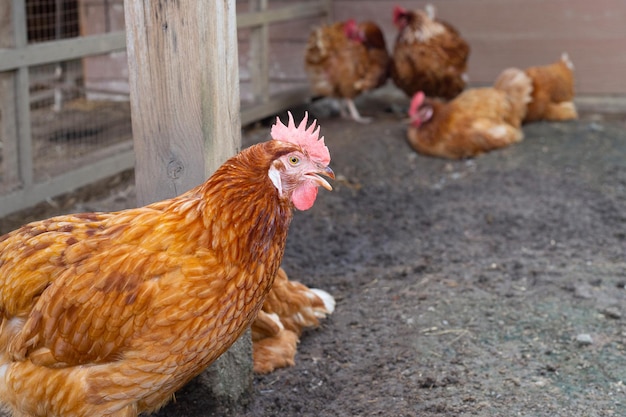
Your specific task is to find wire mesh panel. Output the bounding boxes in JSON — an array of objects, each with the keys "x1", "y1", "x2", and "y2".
[
  {"x1": 238, "y1": 17, "x2": 316, "y2": 105},
  {"x1": 27, "y1": 1, "x2": 131, "y2": 182},
  {"x1": 0, "y1": 0, "x2": 132, "y2": 217},
  {"x1": 237, "y1": 0, "x2": 331, "y2": 124},
  {"x1": 29, "y1": 58, "x2": 132, "y2": 183},
  {"x1": 26, "y1": 0, "x2": 80, "y2": 43},
  {"x1": 269, "y1": 18, "x2": 319, "y2": 94}
]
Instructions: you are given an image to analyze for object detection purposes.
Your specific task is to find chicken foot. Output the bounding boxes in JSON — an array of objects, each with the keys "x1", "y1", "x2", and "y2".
[{"x1": 340, "y1": 98, "x2": 371, "y2": 124}]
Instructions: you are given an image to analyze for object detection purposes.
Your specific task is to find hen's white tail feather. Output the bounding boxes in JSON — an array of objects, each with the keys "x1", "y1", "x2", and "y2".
[
  {"x1": 425, "y1": 4, "x2": 436, "y2": 20},
  {"x1": 561, "y1": 52, "x2": 574, "y2": 70},
  {"x1": 310, "y1": 288, "x2": 336, "y2": 316}
]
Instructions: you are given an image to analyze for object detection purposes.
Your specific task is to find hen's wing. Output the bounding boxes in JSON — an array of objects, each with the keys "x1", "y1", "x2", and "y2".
[
  {"x1": 0, "y1": 214, "x2": 110, "y2": 314},
  {"x1": 1, "y1": 207, "x2": 239, "y2": 371},
  {"x1": 448, "y1": 90, "x2": 524, "y2": 156},
  {"x1": 358, "y1": 21, "x2": 390, "y2": 91},
  {"x1": 0, "y1": 212, "x2": 115, "y2": 356},
  {"x1": 437, "y1": 20, "x2": 470, "y2": 70}
]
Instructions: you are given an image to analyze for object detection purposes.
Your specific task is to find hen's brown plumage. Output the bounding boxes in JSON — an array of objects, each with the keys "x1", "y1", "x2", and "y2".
[
  {"x1": 252, "y1": 267, "x2": 335, "y2": 374},
  {"x1": 0, "y1": 117, "x2": 333, "y2": 417},
  {"x1": 524, "y1": 53, "x2": 578, "y2": 123},
  {"x1": 407, "y1": 68, "x2": 532, "y2": 159},
  {"x1": 391, "y1": 5, "x2": 470, "y2": 100},
  {"x1": 304, "y1": 19, "x2": 390, "y2": 123}
]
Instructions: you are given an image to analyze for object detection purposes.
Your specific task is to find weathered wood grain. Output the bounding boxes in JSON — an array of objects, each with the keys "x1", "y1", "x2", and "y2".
[{"x1": 125, "y1": 0, "x2": 241, "y2": 206}]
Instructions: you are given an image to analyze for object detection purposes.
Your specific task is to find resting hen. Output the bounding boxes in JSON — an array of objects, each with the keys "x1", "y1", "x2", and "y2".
[
  {"x1": 0, "y1": 113, "x2": 333, "y2": 417},
  {"x1": 524, "y1": 53, "x2": 578, "y2": 123},
  {"x1": 391, "y1": 4, "x2": 470, "y2": 100},
  {"x1": 407, "y1": 68, "x2": 533, "y2": 159},
  {"x1": 304, "y1": 19, "x2": 390, "y2": 123},
  {"x1": 252, "y1": 267, "x2": 335, "y2": 374}
]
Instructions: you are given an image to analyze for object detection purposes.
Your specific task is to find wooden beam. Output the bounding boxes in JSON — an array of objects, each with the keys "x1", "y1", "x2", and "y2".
[
  {"x1": 1, "y1": 0, "x2": 34, "y2": 196},
  {"x1": 125, "y1": 1, "x2": 241, "y2": 205},
  {"x1": 0, "y1": 31, "x2": 126, "y2": 72},
  {"x1": 0, "y1": 1, "x2": 19, "y2": 191},
  {"x1": 237, "y1": 2, "x2": 328, "y2": 28},
  {"x1": 0, "y1": 146, "x2": 135, "y2": 218},
  {"x1": 241, "y1": 86, "x2": 312, "y2": 125},
  {"x1": 124, "y1": 0, "x2": 249, "y2": 407},
  {"x1": 248, "y1": 0, "x2": 270, "y2": 103}
]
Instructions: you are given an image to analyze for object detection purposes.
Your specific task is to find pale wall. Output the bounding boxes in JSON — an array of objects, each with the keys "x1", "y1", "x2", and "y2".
[{"x1": 334, "y1": 0, "x2": 626, "y2": 95}]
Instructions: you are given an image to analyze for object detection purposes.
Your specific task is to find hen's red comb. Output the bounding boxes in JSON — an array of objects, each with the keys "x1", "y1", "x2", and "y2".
[
  {"x1": 393, "y1": 6, "x2": 407, "y2": 25},
  {"x1": 344, "y1": 19, "x2": 357, "y2": 31},
  {"x1": 271, "y1": 112, "x2": 330, "y2": 166},
  {"x1": 343, "y1": 19, "x2": 358, "y2": 39}
]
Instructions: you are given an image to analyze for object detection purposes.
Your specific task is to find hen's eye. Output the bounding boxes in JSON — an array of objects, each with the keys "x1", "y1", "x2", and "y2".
[{"x1": 288, "y1": 156, "x2": 300, "y2": 165}]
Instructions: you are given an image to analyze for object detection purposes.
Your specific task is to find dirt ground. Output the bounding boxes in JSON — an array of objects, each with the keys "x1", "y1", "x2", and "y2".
[{"x1": 1, "y1": 89, "x2": 626, "y2": 417}]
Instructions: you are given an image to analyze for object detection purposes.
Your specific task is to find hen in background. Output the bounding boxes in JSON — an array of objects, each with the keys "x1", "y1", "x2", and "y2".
[
  {"x1": 0, "y1": 113, "x2": 333, "y2": 417},
  {"x1": 305, "y1": 19, "x2": 390, "y2": 123},
  {"x1": 524, "y1": 53, "x2": 578, "y2": 122},
  {"x1": 406, "y1": 67, "x2": 532, "y2": 159},
  {"x1": 391, "y1": 4, "x2": 470, "y2": 100},
  {"x1": 252, "y1": 267, "x2": 335, "y2": 374}
]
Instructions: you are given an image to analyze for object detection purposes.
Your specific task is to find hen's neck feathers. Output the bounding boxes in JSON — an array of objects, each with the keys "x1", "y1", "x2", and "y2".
[{"x1": 150, "y1": 140, "x2": 298, "y2": 269}]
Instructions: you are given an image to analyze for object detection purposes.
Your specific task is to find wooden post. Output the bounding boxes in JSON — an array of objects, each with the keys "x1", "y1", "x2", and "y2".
[
  {"x1": 0, "y1": 0, "x2": 32, "y2": 194},
  {"x1": 323, "y1": 0, "x2": 333, "y2": 22},
  {"x1": 125, "y1": 0, "x2": 241, "y2": 205},
  {"x1": 124, "y1": 0, "x2": 250, "y2": 408},
  {"x1": 0, "y1": 3, "x2": 17, "y2": 189},
  {"x1": 248, "y1": 0, "x2": 269, "y2": 104}
]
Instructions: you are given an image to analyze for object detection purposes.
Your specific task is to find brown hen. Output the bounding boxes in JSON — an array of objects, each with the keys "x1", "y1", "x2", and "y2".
[
  {"x1": 0, "y1": 113, "x2": 333, "y2": 417},
  {"x1": 524, "y1": 53, "x2": 578, "y2": 123},
  {"x1": 305, "y1": 19, "x2": 390, "y2": 123},
  {"x1": 407, "y1": 68, "x2": 533, "y2": 159},
  {"x1": 391, "y1": 4, "x2": 470, "y2": 100}
]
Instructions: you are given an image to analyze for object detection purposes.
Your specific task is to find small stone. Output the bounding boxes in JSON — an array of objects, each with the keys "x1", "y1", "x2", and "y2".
[
  {"x1": 574, "y1": 284, "x2": 594, "y2": 299},
  {"x1": 576, "y1": 334, "x2": 593, "y2": 345},
  {"x1": 588, "y1": 122, "x2": 605, "y2": 132},
  {"x1": 602, "y1": 307, "x2": 622, "y2": 320}
]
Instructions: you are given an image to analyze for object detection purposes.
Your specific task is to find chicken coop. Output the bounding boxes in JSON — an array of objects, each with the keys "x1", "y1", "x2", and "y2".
[{"x1": 1, "y1": 0, "x2": 625, "y2": 217}]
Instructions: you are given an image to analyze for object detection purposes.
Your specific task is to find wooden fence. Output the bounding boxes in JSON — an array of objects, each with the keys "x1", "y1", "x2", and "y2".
[{"x1": 0, "y1": 0, "x2": 331, "y2": 217}]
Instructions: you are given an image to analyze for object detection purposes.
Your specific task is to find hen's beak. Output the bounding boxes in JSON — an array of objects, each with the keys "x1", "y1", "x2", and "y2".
[{"x1": 310, "y1": 165, "x2": 335, "y2": 191}]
